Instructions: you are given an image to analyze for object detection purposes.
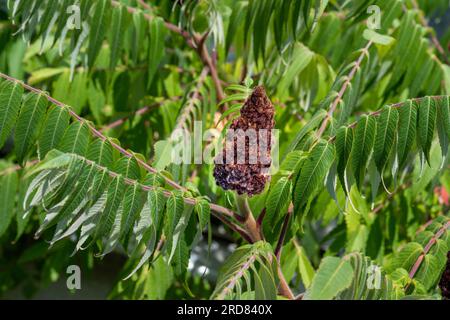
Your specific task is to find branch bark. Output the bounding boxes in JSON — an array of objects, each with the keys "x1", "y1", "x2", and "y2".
[
  {"x1": 100, "y1": 97, "x2": 180, "y2": 132},
  {"x1": 406, "y1": 220, "x2": 450, "y2": 290},
  {"x1": 236, "y1": 195, "x2": 262, "y2": 243},
  {"x1": 277, "y1": 264, "x2": 295, "y2": 300},
  {"x1": 275, "y1": 207, "x2": 292, "y2": 259},
  {"x1": 273, "y1": 207, "x2": 295, "y2": 300}
]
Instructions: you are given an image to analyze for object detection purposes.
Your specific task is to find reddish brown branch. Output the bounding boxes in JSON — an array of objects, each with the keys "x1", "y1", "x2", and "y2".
[
  {"x1": 110, "y1": 0, "x2": 225, "y2": 102},
  {"x1": 411, "y1": 0, "x2": 449, "y2": 65},
  {"x1": 244, "y1": 214, "x2": 261, "y2": 243},
  {"x1": 372, "y1": 182, "x2": 411, "y2": 214},
  {"x1": 256, "y1": 208, "x2": 266, "y2": 231},
  {"x1": 316, "y1": 41, "x2": 373, "y2": 138},
  {"x1": 0, "y1": 160, "x2": 39, "y2": 176},
  {"x1": 275, "y1": 206, "x2": 292, "y2": 260},
  {"x1": 215, "y1": 215, "x2": 254, "y2": 244},
  {"x1": 136, "y1": 0, "x2": 151, "y2": 10},
  {"x1": 236, "y1": 196, "x2": 262, "y2": 243},
  {"x1": 101, "y1": 106, "x2": 151, "y2": 132},
  {"x1": 100, "y1": 99, "x2": 179, "y2": 132},
  {"x1": 408, "y1": 221, "x2": 450, "y2": 280},
  {"x1": 277, "y1": 264, "x2": 295, "y2": 300},
  {"x1": 273, "y1": 206, "x2": 295, "y2": 300}
]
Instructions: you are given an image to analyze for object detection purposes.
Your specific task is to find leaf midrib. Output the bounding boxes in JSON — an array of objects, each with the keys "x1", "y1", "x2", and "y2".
[
  {"x1": 0, "y1": 83, "x2": 20, "y2": 135},
  {"x1": 317, "y1": 260, "x2": 350, "y2": 299},
  {"x1": 18, "y1": 94, "x2": 42, "y2": 156},
  {"x1": 297, "y1": 143, "x2": 331, "y2": 207}
]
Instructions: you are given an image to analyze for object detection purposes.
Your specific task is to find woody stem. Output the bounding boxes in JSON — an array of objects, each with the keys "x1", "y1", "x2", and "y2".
[{"x1": 236, "y1": 195, "x2": 262, "y2": 243}]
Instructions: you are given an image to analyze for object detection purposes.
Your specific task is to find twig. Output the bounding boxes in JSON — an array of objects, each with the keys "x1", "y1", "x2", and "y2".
[
  {"x1": 273, "y1": 206, "x2": 295, "y2": 300},
  {"x1": 407, "y1": 221, "x2": 450, "y2": 287},
  {"x1": 100, "y1": 98, "x2": 179, "y2": 132},
  {"x1": 372, "y1": 182, "x2": 411, "y2": 214},
  {"x1": 216, "y1": 251, "x2": 257, "y2": 300},
  {"x1": 101, "y1": 106, "x2": 151, "y2": 132},
  {"x1": 277, "y1": 264, "x2": 295, "y2": 300},
  {"x1": 316, "y1": 41, "x2": 373, "y2": 138},
  {"x1": 256, "y1": 208, "x2": 266, "y2": 230},
  {"x1": 236, "y1": 195, "x2": 261, "y2": 243},
  {"x1": 275, "y1": 207, "x2": 292, "y2": 260},
  {"x1": 100, "y1": 79, "x2": 202, "y2": 133},
  {"x1": 214, "y1": 215, "x2": 254, "y2": 244},
  {"x1": 411, "y1": 0, "x2": 449, "y2": 65},
  {"x1": 136, "y1": 0, "x2": 151, "y2": 11},
  {"x1": 110, "y1": 0, "x2": 225, "y2": 102},
  {"x1": 0, "y1": 160, "x2": 39, "y2": 176},
  {"x1": 196, "y1": 39, "x2": 225, "y2": 103}
]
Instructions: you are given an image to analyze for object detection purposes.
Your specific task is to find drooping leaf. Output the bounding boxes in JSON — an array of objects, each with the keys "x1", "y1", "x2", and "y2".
[
  {"x1": 304, "y1": 256, "x2": 353, "y2": 300},
  {"x1": 293, "y1": 141, "x2": 335, "y2": 211},
  {"x1": 164, "y1": 191, "x2": 184, "y2": 244},
  {"x1": 38, "y1": 105, "x2": 70, "y2": 159},
  {"x1": 265, "y1": 177, "x2": 291, "y2": 226},
  {"x1": 439, "y1": 97, "x2": 450, "y2": 140},
  {"x1": 397, "y1": 100, "x2": 418, "y2": 167},
  {"x1": 58, "y1": 121, "x2": 90, "y2": 156},
  {"x1": 351, "y1": 115, "x2": 376, "y2": 189},
  {"x1": 148, "y1": 17, "x2": 166, "y2": 87},
  {"x1": 129, "y1": 187, "x2": 165, "y2": 256},
  {"x1": 129, "y1": 10, "x2": 146, "y2": 64},
  {"x1": 374, "y1": 106, "x2": 398, "y2": 173},
  {"x1": 417, "y1": 97, "x2": 437, "y2": 164},
  {"x1": 0, "y1": 80, "x2": 24, "y2": 148},
  {"x1": 118, "y1": 184, "x2": 145, "y2": 243},
  {"x1": 294, "y1": 242, "x2": 315, "y2": 289},
  {"x1": 335, "y1": 126, "x2": 353, "y2": 193},
  {"x1": 173, "y1": 239, "x2": 189, "y2": 277},
  {"x1": 226, "y1": 1, "x2": 247, "y2": 53},
  {"x1": 195, "y1": 199, "x2": 210, "y2": 231},
  {"x1": 109, "y1": 5, "x2": 131, "y2": 71},
  {"x1": 88, "y1": 0, "x2": 111, "y2": 68},
  {"x1": 50, "y1": 162, "x2": 97, "y2": 243},
  {"x1": 86, "y1": 139, "x2": 114, "y2": 169},
  {"x1": 437, "y1": 97, "x2": 450, "y2": 160},
  {"x1": 15, "y1": 92, "x2": 47, "y2": 164},
  {"x1": 0, "y1": 170, "x2": 18, "y2": 237},
  {"x1": 95, "y1": 175, "x2": 126, "y2": 239}
]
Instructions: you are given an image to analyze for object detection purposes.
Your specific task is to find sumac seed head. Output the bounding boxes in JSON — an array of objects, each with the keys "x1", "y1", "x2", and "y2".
[{"x1": 213, "y1": 86, "x2": 275, "y2": 196}]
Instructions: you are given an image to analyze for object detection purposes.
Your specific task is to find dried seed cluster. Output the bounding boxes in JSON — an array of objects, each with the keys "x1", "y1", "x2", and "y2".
[
  {"x1": 439, "y1": 251, "x2": 450, "y2": 299},
  {"x1": 213, "y1": 86, "x2": 275, "y2": 196}
]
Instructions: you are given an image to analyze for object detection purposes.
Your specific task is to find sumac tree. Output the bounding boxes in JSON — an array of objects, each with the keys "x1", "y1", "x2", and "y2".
[{"x1": 0, "y1": 0, "x2": 449, "y2": 300}]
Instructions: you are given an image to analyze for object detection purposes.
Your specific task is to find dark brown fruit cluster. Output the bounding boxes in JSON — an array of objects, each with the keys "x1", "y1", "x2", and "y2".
[
  {"x1": 213, "y1": 86, "x2": 275, "y2": 196},
  {"x1": 439, "y1": 251, "x2": 450, "y2": 299}
]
